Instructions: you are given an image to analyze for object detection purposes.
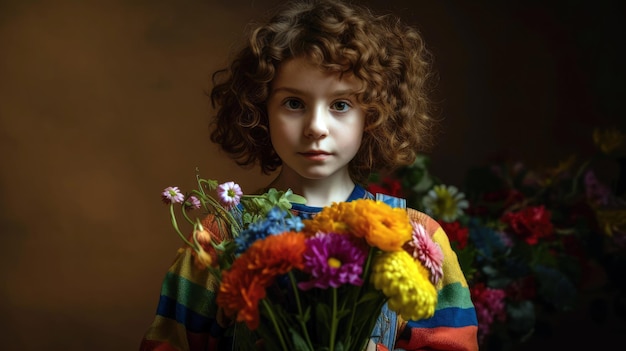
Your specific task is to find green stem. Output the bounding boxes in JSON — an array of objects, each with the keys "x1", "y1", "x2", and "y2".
[
  {"x1": 197, "y1": 177, "x2": 217, "y2": 194},
  {"x1": 169, "y1": 204, "x2": 195, "y2": 249},
  {"x1": 260, "y1": 299, "x2": 289, "y2": 351},
  {"x1": 181, "y1": 200, "x2": 195, "y2": 226},
  {"x1": 567, "y1": 158, "x2": 593, "y2": 200},
  {"x1": 189, "y1": 189, "x2": 243, "y2": 236},
  {"x1": 357, "y1": 297, "x2": 388, "y2": 351},
  {"x1": 330, "y1": 288, "x2": 338, "y2": 351},
  {"x1": 288, "y1": 272, "x2": 314, "y2": 349},
  {"x1": 346, "y1": 247, "x2": 375, "y2": 338}
]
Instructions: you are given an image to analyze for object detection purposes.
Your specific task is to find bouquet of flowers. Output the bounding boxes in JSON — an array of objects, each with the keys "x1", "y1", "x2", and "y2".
[
  {"x1": 161, "y1": 171, "x2": 440, "y2": 351},
  {"x1": 367, "y1": 127, "x2": 626, "y2": 350}
]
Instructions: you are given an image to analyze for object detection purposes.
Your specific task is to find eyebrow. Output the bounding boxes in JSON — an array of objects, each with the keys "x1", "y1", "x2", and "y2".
[{"x1": 271, "y1": 87, "x2": 358, "y2": 97}]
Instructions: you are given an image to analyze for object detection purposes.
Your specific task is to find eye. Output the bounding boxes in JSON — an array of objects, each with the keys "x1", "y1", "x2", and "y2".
[
  {"x1": 331, "y1": 100, "x2": 351, "y2": 112},
  {"x1": 283, "y1": 98, "x2": 304, "y2": 110}
]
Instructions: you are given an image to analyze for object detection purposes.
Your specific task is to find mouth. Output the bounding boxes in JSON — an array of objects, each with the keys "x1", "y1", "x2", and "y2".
[
  {"x1": 299, "y1": 150, "x2": 332, "y2": 160},
  {"x1": 300, "y1": 149, "x2": 332, "y2": 156}
]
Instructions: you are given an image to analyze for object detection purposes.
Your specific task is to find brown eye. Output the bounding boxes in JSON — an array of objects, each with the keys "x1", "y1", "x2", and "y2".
[
  {"x1": 331, "y1": 101, "x2": 351, "y2": 112},
  {"x1": 284, "y1": 98, "x2": 304, "y2": 110}
]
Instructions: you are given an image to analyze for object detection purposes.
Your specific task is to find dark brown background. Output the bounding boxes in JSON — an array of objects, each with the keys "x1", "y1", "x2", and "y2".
[{"x1": 1, "y1": 0, "x2": 624, "y2": 350}]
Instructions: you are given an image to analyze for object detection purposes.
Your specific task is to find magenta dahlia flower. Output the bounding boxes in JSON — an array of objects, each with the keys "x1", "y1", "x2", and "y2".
[{"x1": 298, "y1": 232, "x2": 368, "y2": 290}]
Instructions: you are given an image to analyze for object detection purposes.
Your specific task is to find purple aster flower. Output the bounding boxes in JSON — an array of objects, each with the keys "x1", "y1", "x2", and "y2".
[
  {"x1": 184, "y1": 195, "x2": 201, "y2": 211},
  {"x1": 298, "y1": 232, "x2": 368, "y2": 290},
  {"x1": 216, "y1": 181, "x2": 243, "y2": 210},
  {"x1": 584, "y1": 170, "x2": 610, "y2": 206},
  {"x1": 162, "y1": 186, "x2": 184, "y2": 204}
]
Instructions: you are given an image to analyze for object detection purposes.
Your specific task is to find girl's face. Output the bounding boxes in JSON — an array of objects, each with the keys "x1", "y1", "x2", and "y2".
[{"x1": 267, "y1": 56, "x2": 365, "y2": 182}]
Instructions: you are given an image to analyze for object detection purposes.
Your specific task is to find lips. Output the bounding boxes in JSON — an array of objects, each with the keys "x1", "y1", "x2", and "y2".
[
  {"x1": 299, "y1": 150, "x2": 332, "y2": 160},
  {"x1": 300, "y1": 150, "x2": 331, "y2": 156}
]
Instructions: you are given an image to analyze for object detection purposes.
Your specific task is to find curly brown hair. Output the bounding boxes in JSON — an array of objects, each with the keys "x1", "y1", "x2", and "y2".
[{"x1": 210, "y1": 0, "x2": 438, "y2": 184}]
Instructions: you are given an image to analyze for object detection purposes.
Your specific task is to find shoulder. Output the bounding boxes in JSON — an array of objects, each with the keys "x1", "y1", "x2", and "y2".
[
  {"x1": 406, "y1": 208, "x2": 441, "y2": 235},
  {"x1": 405, "y1": 207, "x2": 454, "y2": 249}
]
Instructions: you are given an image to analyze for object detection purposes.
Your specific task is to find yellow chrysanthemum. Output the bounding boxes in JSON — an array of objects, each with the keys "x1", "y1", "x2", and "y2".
[
  {"x1": 595, "y1": 208, "x2": 626, "y2": 237},
  {"x1": 304, "y1": 199, "x2": 412, "y2": 251},
  {"x1": 370, "y1": 250, "x2": 437, "y2": 321},
  {"x1": 593, "y1": 127, "x2": 624, "y2": 154},
  {"x1": 537, "y1": 155, "x2": 577, "y2": 187}
]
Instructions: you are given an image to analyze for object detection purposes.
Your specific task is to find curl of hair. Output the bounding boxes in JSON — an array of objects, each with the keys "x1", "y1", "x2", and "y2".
[{"x1": 210, "y1": 0, "x2": 437, "y2": 184}]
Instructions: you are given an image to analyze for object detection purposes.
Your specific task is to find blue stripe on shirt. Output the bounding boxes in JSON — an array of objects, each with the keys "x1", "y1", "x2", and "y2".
[{"x1": 406, "y1": 306, "x2": 478, "y2": 328}]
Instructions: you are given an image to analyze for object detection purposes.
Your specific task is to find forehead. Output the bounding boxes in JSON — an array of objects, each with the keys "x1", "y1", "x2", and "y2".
[{"x1": 271, "y1": 56, "x2": 362, "y2": 93}]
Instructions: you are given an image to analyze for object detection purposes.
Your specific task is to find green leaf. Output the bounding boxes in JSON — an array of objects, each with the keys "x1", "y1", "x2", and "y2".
[
  {"x1": 314, "y1": 303, "x2": 332, "y2": 345},
  {"x1": 296, "y1": 305, "x2": 311, "y2": 324},
  {"x1": 286, "y1": 191, "x2": 307, "y2": 205},
  {"x1": 335, "y1": 340, "x2": 345, "y2": 351},
  {"x1": 357, "y1": 291, "x2": 380, "y2": 304},
  {"x1": 506, "y1": 300, "x2": 535, "y2": 334},
  {"x1": 335, "y1": 307, "x2": 351, "y2": 319},
  {"x1": 289, "y1": 326, "x2": 313, "y2": 351}
]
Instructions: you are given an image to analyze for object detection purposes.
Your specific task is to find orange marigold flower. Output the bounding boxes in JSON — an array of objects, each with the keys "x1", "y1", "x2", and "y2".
[
  {"x1": 216, "y1": 232, "x2": 306, "y2": 330},
  {"x1": 303, "y1": 202, "x2": 353, "y2": 234},
  {"x1": 304, "y1": 199, "x2": 412, "y2": 251}
]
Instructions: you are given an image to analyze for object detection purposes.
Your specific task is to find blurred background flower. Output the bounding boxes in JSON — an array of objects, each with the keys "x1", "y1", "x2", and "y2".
[{"x1": 368, "y1": 127, "x2": 626, "y2": 350}]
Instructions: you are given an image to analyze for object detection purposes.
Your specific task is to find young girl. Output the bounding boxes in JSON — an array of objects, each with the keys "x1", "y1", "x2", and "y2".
[{"x1": 140, "y1": 1, "x2": 478, "y2": 350}]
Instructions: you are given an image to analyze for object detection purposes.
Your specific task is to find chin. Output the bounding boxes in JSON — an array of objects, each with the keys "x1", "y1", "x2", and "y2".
[{"x1": 295, "y1": 169, "x2": 333, "y2": 180}]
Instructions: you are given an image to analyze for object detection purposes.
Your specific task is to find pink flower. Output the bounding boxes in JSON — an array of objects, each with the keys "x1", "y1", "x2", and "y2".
[
  {"x1": 404, "y1": 221, "x2": 444, "y2": 284},
  {"x1": 470, "y1": 283, "x2": 507, "y2": 344},
  {"x1": 184, "y1": 195, "x2": 202, "y2": 211},
  {"x1": 217, "y1": 181, "x2": 243, "y2": 210},
  {"x1": 161, "y1": 186, "x2": 184, "y2": 204}
]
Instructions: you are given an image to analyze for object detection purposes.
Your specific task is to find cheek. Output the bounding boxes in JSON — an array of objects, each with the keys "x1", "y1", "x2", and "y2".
[
  {"x1": 269, "y1": 120, "x2": 299, "y2": 153},
  {"x1": 352, "y1": 133, "x2": 365, "y2": 152},
  {"x1": 335, "y1": 117, "x2": 365, "y2": 151},
  {"x1": 336, "y1": 130, "x2": 364, "y2": 155},
  {"x1": 270, "y1": 120, "x2": 295, "y2": 140}
]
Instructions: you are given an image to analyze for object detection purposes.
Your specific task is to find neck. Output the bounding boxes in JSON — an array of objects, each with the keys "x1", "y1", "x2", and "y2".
[{"x1": 267, "y1": 169, "x2": 356, "y2": 207}]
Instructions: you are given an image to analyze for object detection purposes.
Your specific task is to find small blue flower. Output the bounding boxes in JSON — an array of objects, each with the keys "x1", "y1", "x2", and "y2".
[
  {"x1": 235, "y1": 207, "x2": 301, "y2": 254},
  {"x1": 469, "y1": 221, "x2": 507, "y2": 264},
  {"x1": 286, "y1": 216, "x2": 304, "y2": 232}
]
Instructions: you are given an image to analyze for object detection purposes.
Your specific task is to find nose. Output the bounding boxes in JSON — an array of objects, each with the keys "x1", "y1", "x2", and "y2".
[{"x1": 304, "y1": 105, "x2": 329, "y2": 139}]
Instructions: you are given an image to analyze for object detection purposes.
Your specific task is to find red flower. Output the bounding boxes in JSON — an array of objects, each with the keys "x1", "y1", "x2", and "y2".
[
  {"x1": 366, "y1": 176, "x2": 403, "y2": 197},
  {"x1": 501, "y1": 205, "x2": 554, "y2": 245},
  {"x1": 438, "y1": 220, "x2": 469, "y2": 250}
]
